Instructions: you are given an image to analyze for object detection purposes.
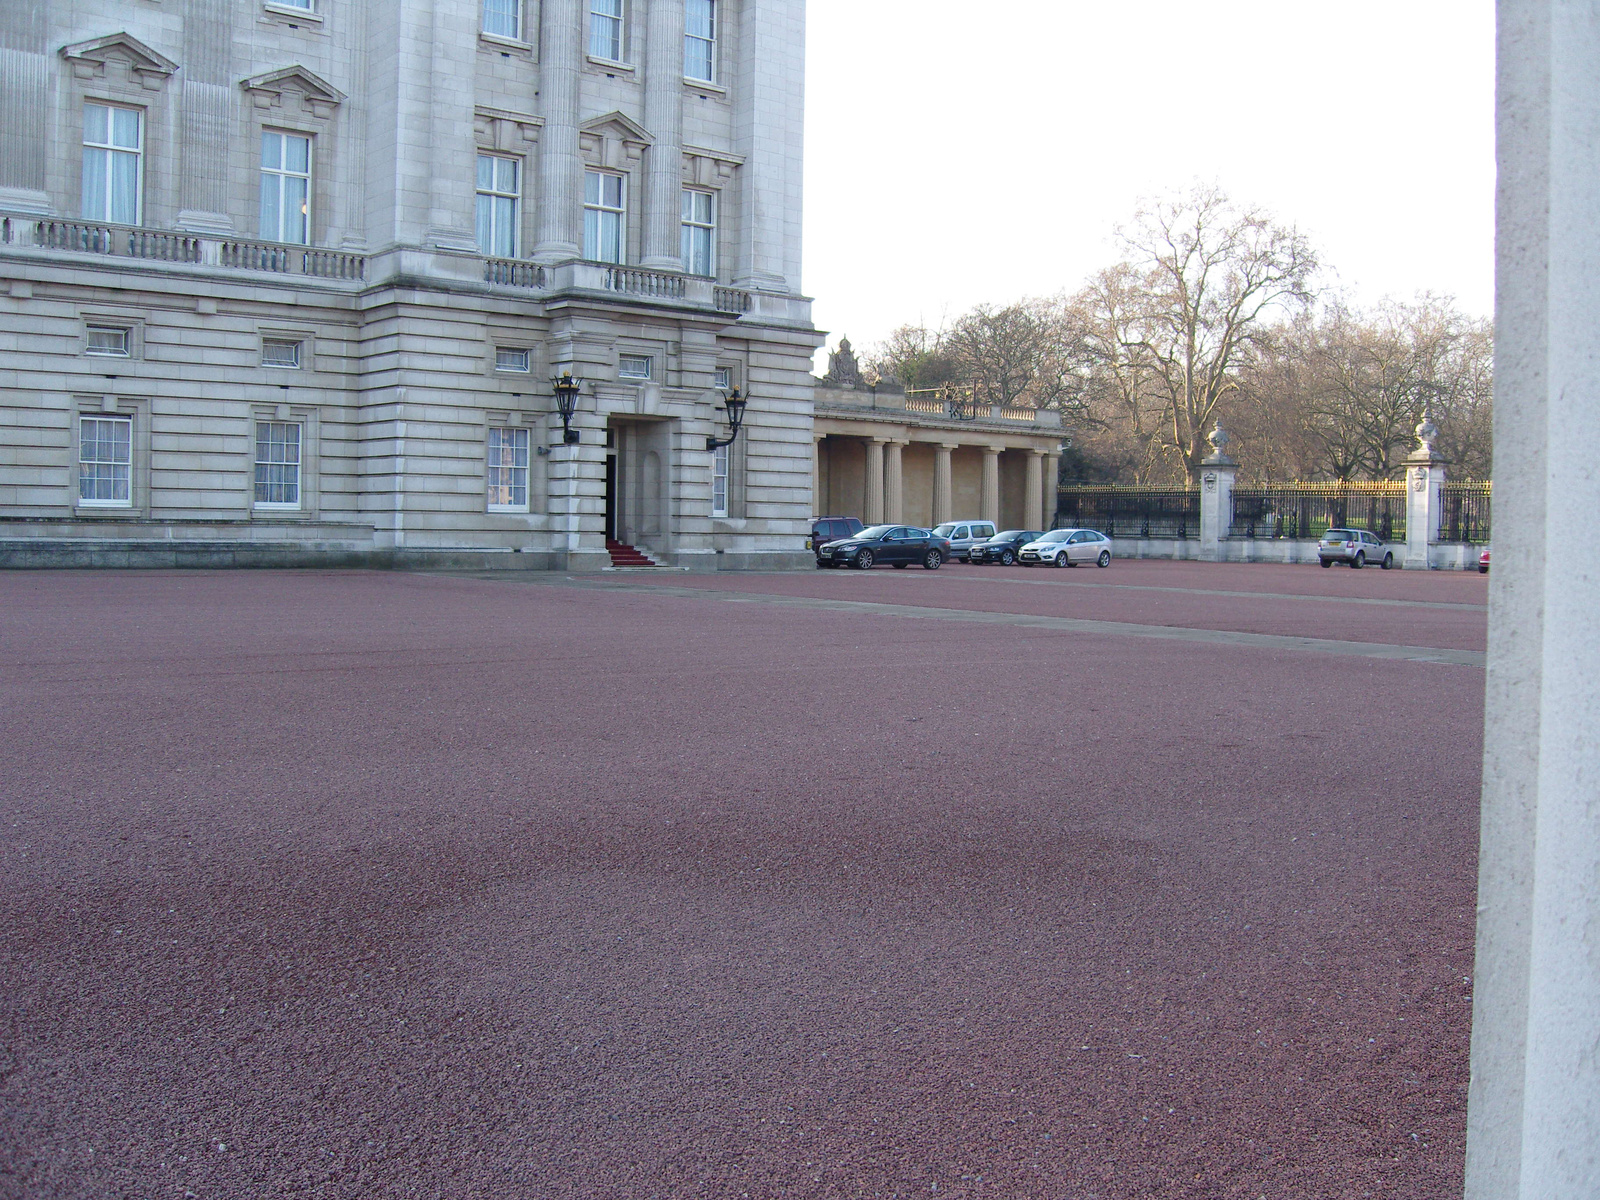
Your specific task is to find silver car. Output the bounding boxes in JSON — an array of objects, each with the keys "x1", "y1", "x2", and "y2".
[
  {"x1": 1318, "y1": 528, "x2": 1394, "y2": 569},
  {"x1": 931, "y1": 520, "x2": 997, "y2": 562},
  {"x1": 1018, "y1": 528, "x2": 1113, "y2": 567}
]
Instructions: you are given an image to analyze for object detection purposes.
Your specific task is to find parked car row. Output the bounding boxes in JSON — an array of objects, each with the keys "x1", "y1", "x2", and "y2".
[{"x1": 809, "y1": 518, "x2": 1116, "y2": 570}]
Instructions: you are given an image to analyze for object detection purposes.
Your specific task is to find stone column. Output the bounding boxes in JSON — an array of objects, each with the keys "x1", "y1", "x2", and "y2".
[
  {"x1": 884, "y1": 440, "x2": 905, "y2": 524},
  {"x1": 980, "y1": 447, "x2": 1001, "y2": 524},
  {"x1": 933, "y1": 444, "x2": 955, "y2": 525},
  {"x1": 1404, "y1": 416, "x2": 1447, "y2": 570},
  {"x1": 641, "y1": 0, "x2": 686, "y2": 269},
  {"x1": 1024, "y1": 450, "x2": 1045, "y2": 530},
  {"x1": 534, "y1": 0, "x2": 584, "y2": 262},
  {"x1": 864, "y1": 439, "x2": 885, "y2": 525},
  {"x1": 1465, "y1": 4, "x2": 1600, "y2": 1194},
  {"x1": 1197, "y1": 425, "x2": 1237, "y2": 562}
]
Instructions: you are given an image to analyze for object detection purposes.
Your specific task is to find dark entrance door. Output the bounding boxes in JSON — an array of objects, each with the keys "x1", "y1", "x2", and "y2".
[{"x1": 604, "y1": 452, "x2": 618, "y2": 541}]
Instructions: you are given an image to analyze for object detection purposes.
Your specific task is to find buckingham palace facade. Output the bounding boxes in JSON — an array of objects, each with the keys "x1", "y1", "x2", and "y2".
[{"x1": 0, "y1": 0, "x2": 820, "y2": 570}]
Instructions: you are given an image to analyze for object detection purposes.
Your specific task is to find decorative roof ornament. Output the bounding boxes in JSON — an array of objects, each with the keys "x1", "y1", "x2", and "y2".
[{"x1": 822, "y1": 336, "x2": 863, "y2": 389}]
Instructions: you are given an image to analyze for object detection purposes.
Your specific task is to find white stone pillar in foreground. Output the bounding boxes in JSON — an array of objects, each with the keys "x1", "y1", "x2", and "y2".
[{"x1": 1465, "y1": 4, "x2": 1600, "y2": 1195}]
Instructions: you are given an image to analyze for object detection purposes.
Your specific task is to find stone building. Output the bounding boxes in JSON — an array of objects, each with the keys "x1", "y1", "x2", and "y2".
[
  {"x1": 812, "y1": 338, "x2": 1064, "y2": 530},
  {"x1": 0, "y1": 0, "x2": 819, "y2": 570}
]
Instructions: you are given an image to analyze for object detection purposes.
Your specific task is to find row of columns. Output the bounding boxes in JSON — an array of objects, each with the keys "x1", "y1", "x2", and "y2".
[{"x1": 843, "y1": 438, "x2": 1046, "y2": 529}]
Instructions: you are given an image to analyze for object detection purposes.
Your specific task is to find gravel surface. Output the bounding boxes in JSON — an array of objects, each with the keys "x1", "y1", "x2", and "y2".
[{"x1": 0, "y1": 566, "x2": 1482, "y2": 1199}]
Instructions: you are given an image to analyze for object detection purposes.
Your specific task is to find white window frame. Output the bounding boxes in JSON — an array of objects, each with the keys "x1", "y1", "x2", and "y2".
[
  {"x1": 78, "y1": 415, "x2": 133, "y2": 507},
  {"x1": 482, "y1": 0, "x2": 521, "y2": 39},
  {"x1": 81, "y1": 103, "x2": 143, "y2": 226},
  {"x1": 262, "y1": 338, "x2": 303, "y2": 368},
  {"x1": 711, "y1": 440, "x2": 729, "y2": 518},
  {"x1": 583, "y1": 170, "x2": 626, "y2": 264},
  {"x1": 486, "y1": 426, "x2": 531, "y2": 512},
  {"x1": 589, "y1": 0, "x2": 625, "y2": 61},
  {"x1": 476, "y1": 154, "x2": 521, "y2": 258},
  {"x1": 618, "y1": 354, "x2": 652, "y2": 380},
  {"x1": 681, "y1": 188, "x2": 715, "y2": 277},
  {"x1": 85, "y1": 325, "x2": 131, "y2": 357},
  {"x1": 254, "y1": 421, "x2": 303, "y2": 509},
  {"x1": 495, "y1": 347, "x2": 531, "y2": 372},
  {"x1": 260, "y1": 130, "x2": 312, "y2": 245},
  {"x1": 684, "y1": 0, "x2": 716, "y2": 82},
  {"x1": 273, "y1": 0, "x2": 315, "y2": 9}
]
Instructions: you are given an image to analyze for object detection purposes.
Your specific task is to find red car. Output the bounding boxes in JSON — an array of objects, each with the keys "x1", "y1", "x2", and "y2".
[{"x1": 1479, "y1": 549, "x2": 1490, "y2": 574}]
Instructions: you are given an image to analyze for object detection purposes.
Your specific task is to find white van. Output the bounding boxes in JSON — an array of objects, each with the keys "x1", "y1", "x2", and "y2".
[{"x1": 931, "y1": 520, "x2": 997, "y2": 561}]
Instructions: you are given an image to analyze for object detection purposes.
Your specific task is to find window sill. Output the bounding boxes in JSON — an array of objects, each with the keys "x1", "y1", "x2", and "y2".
[
  {"x1": 479, "y1": 31, "x2": 534, "y2": 54},
  {"x1": 487, "y1": 506, "x2": 531, "y2": 515},
  {"x1": 684, "y1": 77, "x2": 726, "y2": 94},
  {"x1": 253, "y1": 503, "x2": 303, "y2": 512},
  {"x1": 262, "y1": 2, "x2": 323, "y2": 22},
  {"x1": 586, "y1": 55, "x2": 635, "y2": 74},
  {"x1": 75, "y1": 502, "x2": 135, "y2": 511}
]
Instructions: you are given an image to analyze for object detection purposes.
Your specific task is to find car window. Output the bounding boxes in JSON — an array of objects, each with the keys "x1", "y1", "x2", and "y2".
[
  {"x1": 858, "y1": 525, "x2": 895, "y2": 539},
  {"x1": 932, "y1": 523, "x2": 955, "y2": 537},
  {"x1": 954, "y1": 526, "x2": 969, "y2": 539},
  {"x1": 1042, "y1": 529, "x2": 1071, "y2": 542},
  {"x1": 1327, "y1": 529, "x2": 1354, "y2": 540}
]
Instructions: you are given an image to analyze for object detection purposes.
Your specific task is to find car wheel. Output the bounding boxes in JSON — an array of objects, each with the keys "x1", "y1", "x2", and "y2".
[
  {"x1": 1320, "y1": 559, "x2": 1332, "y2": 568},
  {"x1": 854, "y1": 549, "x2": 874, "y2": 570},
  {"x1": 923, "y1": 550, "x2": 942, "y2": 570},
  {"x1": 1054, "y1": 552, "x2": 1071, "y2": 568},
  {"x1": 999, "y1": 549, "x2": 1016, "y2": 566},
  {"x1": 1381, "y1": 553, "x2": 1394, "y2": 570},
  {"x1": 1479, "y1": 564, "x2": 1489, "y2": 574},
  {"x1": 1097, "y1": 549, "x2": 1111, "y2": 568},
  {"x1": 1352, "y1": 552, "x2": 1365, "y2": 569}
]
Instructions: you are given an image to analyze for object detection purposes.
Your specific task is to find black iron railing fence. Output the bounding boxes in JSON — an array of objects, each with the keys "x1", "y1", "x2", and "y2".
[
  {"x1": 1230, "y1": 481, "x2": 1408, "y2": 541},
  {"x1": 1055, "y1": 486, "x2": 1200, "y2": 539},
  {"x1": 1438, "y1": 481, "x2": 1493, "y2": 543}
]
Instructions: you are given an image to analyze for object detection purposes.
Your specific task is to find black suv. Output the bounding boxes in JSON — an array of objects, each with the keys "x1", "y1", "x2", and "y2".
[
  {"x1": 810, "y1": 516, "x2": 863, "y2": 563},
  {"x1": 968, "y1": 530, "x2": 1043, "y2": 565}
]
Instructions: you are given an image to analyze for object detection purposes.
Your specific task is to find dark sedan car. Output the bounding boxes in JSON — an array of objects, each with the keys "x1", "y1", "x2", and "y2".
[
  {"x1": 967, "y1": 529, "x2": 1043, "y2": 565},
  {"x1": 818, "y1": 525, "x2": 950, "y2": 570}
]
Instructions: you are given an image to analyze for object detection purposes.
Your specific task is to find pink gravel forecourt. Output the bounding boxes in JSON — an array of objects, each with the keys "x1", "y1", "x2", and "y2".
[{"x1": 0, "y1": 563, "x2": 1484, "y2": 1199}]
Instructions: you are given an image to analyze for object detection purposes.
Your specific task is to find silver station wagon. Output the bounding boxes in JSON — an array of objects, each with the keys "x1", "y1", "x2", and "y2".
[{"x1": 1318, "y1": 528, "x2": 1394, "y2": 569}]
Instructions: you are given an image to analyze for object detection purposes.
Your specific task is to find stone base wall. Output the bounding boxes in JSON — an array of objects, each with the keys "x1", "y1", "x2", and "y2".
[{"x1": 1105, "y1": 537, "x2": 1485, "y2": 569}]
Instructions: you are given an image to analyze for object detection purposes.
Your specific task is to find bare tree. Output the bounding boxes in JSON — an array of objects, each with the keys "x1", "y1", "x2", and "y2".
[{"x1": 1114, "y1": 186, "x2": 1318, "y2": 481}]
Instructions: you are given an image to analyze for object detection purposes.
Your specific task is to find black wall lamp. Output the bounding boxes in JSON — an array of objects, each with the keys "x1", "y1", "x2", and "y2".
[
  {"x1": 706, "y1": 387, "x2": 748, "y2": 452},
  {"x1": 552, "y1": 371, "x2": 583, "y2": 445}
]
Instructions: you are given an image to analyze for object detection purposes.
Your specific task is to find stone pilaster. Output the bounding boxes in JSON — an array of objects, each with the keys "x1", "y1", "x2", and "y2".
[
  {"x1": 534, "y1": 0, "x2": 585, "y2": 262},
  {"x1": 980, "y1": 446, "x2": 1000, "y2": 524},
  {"x1": 732, "y1": 0, "x2": 805, "y2": 292},
  {"x1": 641, "y1": 0, "x2": 686, "y2": 270},
  {"x1": 426, "y1": 0, "x2": 481, "y2": 252}
]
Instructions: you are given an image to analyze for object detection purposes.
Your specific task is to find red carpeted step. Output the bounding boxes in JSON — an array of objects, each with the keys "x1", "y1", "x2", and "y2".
[{"x1": 605, "y1": 539, "x2": 659, "y2": 567}]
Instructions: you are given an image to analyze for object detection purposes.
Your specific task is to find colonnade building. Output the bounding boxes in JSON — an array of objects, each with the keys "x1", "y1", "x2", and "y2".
[
  {"x1": 812, "y1": 340, "x2": 1064, "y2": 532},
  {"x1": 0, "y1": 0, "x2": 819, "y2": 570}
]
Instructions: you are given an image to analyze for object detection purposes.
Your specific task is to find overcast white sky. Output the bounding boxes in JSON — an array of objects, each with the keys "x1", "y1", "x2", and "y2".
[{"x1": 801, "y1": 0, "x2": 1495, "y2": 366}]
